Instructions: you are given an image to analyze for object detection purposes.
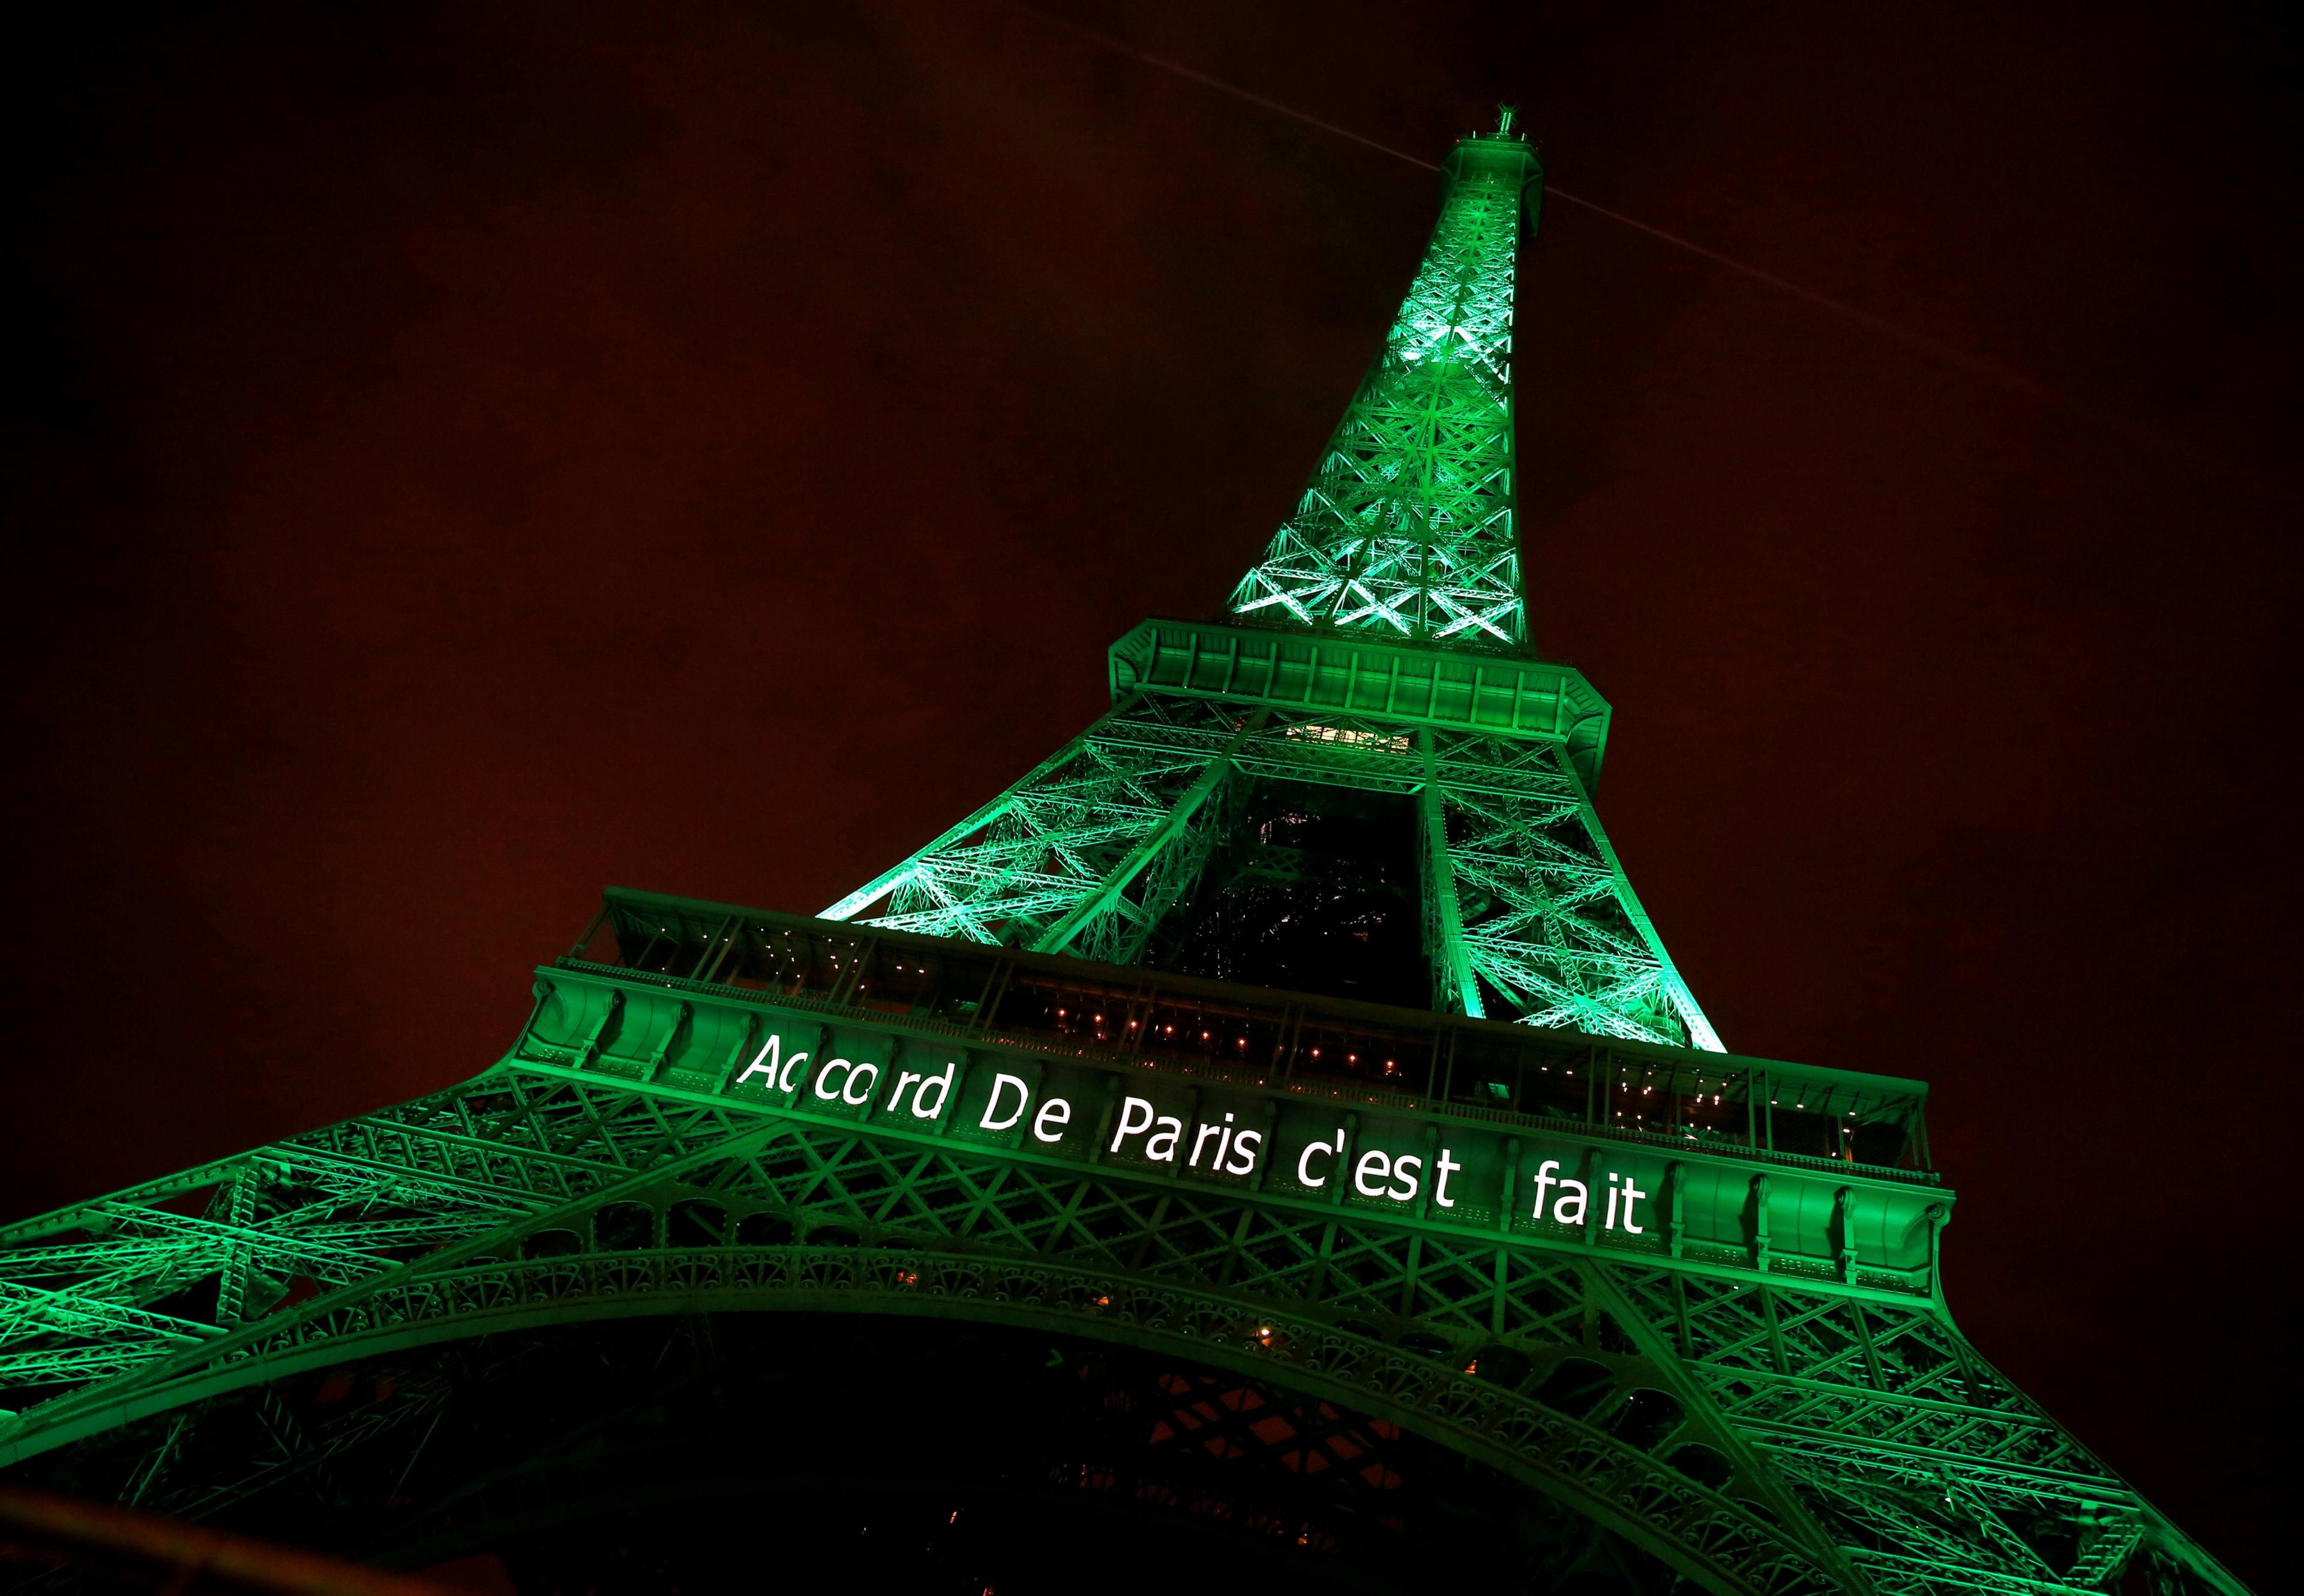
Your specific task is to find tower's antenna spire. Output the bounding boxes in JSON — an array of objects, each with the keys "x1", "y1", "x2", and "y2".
[{"x1": 1495, "y1": 102, "x2": 1517, "y2": 136}]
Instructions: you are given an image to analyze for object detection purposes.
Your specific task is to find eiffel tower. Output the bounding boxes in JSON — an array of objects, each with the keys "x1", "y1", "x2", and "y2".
[{"x1": 0, "y1": 113, "x2": 2247, "y2": 1596}]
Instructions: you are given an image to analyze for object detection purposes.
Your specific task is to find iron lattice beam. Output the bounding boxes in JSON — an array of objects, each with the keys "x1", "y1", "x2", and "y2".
[
  {"x1": 0, "y1": 985, "x2": 2245, "y2": 1595},
  {"x1": 821, "y1": 682, "x2": 1721, "y2": 1050}
]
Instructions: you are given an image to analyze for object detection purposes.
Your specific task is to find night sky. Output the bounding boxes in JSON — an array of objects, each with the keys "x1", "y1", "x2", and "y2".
[{"x1": 5, "y1": 2, "x2": 2296, "y2": 1583}]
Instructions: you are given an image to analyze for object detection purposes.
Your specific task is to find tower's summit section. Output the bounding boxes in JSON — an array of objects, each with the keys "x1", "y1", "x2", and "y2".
[{"x1": 1229, "y1": 119, "x2": 1540, "y2": 652}]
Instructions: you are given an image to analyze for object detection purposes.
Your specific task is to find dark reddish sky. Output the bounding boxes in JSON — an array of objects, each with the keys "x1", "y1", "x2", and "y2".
[{"x1": 5, "y1": 1, "x2": 2296, "y2": 1582}]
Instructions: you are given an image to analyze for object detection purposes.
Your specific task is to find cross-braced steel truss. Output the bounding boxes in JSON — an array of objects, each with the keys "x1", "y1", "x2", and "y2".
[
  {"x1": 821, "y1": 686, "x2": 1720, "y2": 1051},
  {"x1": 0, "y1": 1050, "x2": 2242, "y2": 1596},
  {"x1": 819, "y1": 694, "x2": 1260, "y2": 967}
]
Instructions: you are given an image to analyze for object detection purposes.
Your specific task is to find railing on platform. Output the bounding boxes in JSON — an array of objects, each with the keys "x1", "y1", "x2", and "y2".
[{"x1": 569, "y1": 887, "x2": 1934, "y2": 1181}]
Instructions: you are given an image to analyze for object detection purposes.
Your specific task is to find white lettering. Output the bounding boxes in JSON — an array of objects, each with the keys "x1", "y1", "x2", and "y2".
[
  {"x1": 1145, "y1": 1115, "x2": 1184, "y2": 1163},
  {"x1": 736, "y1": 1033, "x2": 781, "y2": 1086},
  {"x1": 1433, "y1": 1148, "x2": 1461, "y2": 1209},
  {"x1": 1605, "y1": 1172, "x2": 1622, "y2": 1229},
  {"x1": 1354, "y1": 1149, "x2": 1391, "y2": 1198},
  {"x1": 1530, "y1": 1159, "x2": 1559, "y2": 1219},
  {"x1": 1388, "y1": 1154, "x2": 1422, "y2": 1204},
  {"x1": 912, "y1": 1062, "x2": 955, "y2": 1120},
  {"x1": 778, "y1": 1049, "x2": 810, "y2": 1093},
  {"x1": 1189, "y1": 1121, "x2": 1225, "y2": 1168},
  {"x1": 887, "y1": 1070, "x2": 923, "y2": 1114},
  {"x1": 1297, "y1": 1138, "x2": 1334, "y2": 1187},
  {"x1": 1621, "y1": 1177, "x2": 1648, "y2": 1235},
  {"x1": 841, "y1": 1061, "x2": 878, "y2": 1106},
  {"x1": 980, "y1": 1072, "x2": 1031, "y2": 1131},
  {"x1": 1225, "y1": 1129, "x2": 1262, "y2": 1177},
  {"x1": 1032, "y1": 1096, "x2": 1072, "y2": 1144},
  {"x1": 812, "y1": 1058, "x2": 853, "y2": 1101},
  {"x1": 1555, "y1": 1178, "x2": 1589, "y2": 1226},
  {"x1": 1111, "y1": 1096, "x2": 1156, "y2": 1152}
]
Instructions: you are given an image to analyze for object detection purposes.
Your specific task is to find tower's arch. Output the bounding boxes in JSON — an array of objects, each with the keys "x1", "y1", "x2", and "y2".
[{"x1": 1, "y1": 1085, "x2": 1847, "y2": 1595}]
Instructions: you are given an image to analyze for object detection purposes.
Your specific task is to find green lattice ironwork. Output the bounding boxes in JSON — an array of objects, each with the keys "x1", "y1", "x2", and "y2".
[
  {"x1": 0, "y1": 908, "x2": 2243, "y2": 1593},
  {"x1": 1228, "y1": 127, "x2": 1535, "y2": 647},
  {"x1": 0, "y1": 116, "x2": 2249, "y2": 1596},
  {"x1": 822, "y1": 124, "x2": 1712, "y2": 1049},
  {"x1": 826, "y1": 628, "x2": 1719, "y2": 1049}
]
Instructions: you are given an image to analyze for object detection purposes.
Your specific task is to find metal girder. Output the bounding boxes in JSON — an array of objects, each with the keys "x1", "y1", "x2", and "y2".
[
  {"x1": 1429, "y1": 728, "x2": 1723, "y2": 1050},
  {"x1": 1032, "y1": 710, "x2": 1268, "y2": 960},
  {"x1": 1418, "y1": 727, "x2": 1487, "y2": 1018},
  {"x1": 819, "y1": 694, "x2": 1255, "y2": 954},
  {"x1": 825, "y1": 687, "x2": 1720, "y2": 1051},
  {"x1": 0, "y1": 1066, "x2": 1835, "y2": 1595}
]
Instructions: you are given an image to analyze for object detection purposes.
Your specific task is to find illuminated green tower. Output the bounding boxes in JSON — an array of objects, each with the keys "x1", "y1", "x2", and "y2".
[
  {"x1": 0, "y1": 116, "x2": 2245, "y2": 1596},
  {"x1": 823, "y1": 122, "x2": 1715, "y2": 1052}
]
